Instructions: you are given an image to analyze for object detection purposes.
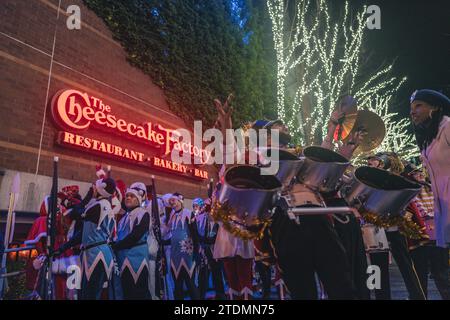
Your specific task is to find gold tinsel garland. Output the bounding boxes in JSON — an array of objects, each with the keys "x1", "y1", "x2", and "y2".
[
  {"x1": 362, "y1": 211, "x2": 428, "y2": 240},
  {"x1": 210, "y1": 200, "x2": 271, "y2": 241}
]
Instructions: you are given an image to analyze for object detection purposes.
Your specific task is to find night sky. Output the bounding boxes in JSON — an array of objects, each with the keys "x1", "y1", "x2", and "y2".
[{"x1": 355, "y1": 0, "x2": 450, "y2": 118}]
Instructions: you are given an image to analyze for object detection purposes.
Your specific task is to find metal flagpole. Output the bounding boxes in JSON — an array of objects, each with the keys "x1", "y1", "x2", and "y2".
[
  {"x1": 150, "y1": 175, "x2": 168, "y2": 300},
  {"x1": 44, "y1": 156, "x2": 59, "y2": 300},
  {"x1": 0, "y1": 173, "x2": 20, "y2": 299}
]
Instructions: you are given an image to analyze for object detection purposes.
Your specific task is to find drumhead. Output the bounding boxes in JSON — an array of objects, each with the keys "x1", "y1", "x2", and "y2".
[
  {"x1": 225, "y1": 165, "x2": 281, "y2": 190},
  {"x1": 303, "y1": 146, "x2": 349, "y2": 163},
  {"x1": 355, "y1": 166, "x2": 421, "y2": 191},
  {"x1": 259, "y1": 148, "x2": 299, "y2": 161}
]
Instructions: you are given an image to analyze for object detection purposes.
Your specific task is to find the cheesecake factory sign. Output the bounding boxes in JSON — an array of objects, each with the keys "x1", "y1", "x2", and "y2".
[{"x1": 51, "y1": 89, "x2": 209, "y2": 180}]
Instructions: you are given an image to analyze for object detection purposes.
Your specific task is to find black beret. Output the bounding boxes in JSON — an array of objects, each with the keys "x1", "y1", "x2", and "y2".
[
  {"x1": 251, "y1": 119, "x2": 284, "y2": 130},
  {"x1": 264, "y1": 119, "x2": 284, "y2": 129},
  {"x1": 251, "y1": 120, "x2": 269, "y2": 130},
  {"x1": 410, "y1": 89, "x2": 450, "y2": 110}
]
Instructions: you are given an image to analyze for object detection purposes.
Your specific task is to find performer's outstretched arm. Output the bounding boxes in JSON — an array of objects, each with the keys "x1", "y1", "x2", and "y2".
[
  {"x1": 65, "y1": 187, "x2": 94, "y2": 220},
  {"x1": 321, "y1": 110, "x2": 343, "y2": 150}
]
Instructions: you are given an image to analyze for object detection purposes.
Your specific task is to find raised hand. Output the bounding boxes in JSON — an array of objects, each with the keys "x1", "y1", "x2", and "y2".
[
  {"x1": 329, "y1": 109, "x2": 345, "y2": 126},
  {"x1": 338, "y1": 128, "x2": 367, "y2": 159},
  {"x1": 213, "y1": 93, "x2": 234, "y2": 135}
]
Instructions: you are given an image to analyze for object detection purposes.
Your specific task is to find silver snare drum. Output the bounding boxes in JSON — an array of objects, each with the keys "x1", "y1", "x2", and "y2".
[
  {"x1": 218, "y1": 165, "x2": 282, "y2": 227},
  {"x1": 297, "y1": 146, "x2": 350, "y2": 193},
  {"x1": 342, "y1": 166, "x2": 421, "y2": 217}
]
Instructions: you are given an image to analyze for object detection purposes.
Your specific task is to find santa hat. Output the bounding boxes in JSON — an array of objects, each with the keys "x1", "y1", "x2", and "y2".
[
  {"x1": 96, "y1": 164, "x2": 107, "y2": 179},
  {"x1": 58, "y1": 185, "x2": 81, "y2": 208},
  {"x1": 95, "y1": 177, "x2": 116, "y2": 198},
  {"x1": 39, "y1": 195, "x2": 50, "y2": 216},
  {"x1": 126, "y1": 182, "x2": 147, "y2": 204},
  {"x1": 62, "y1": 185, "x2": 79, "y2": 196},
  {"x1": 252, "y1": 119, "x2": 284, "y2": 130},
  {"x1": 115, "y1": 179, "x2": 127, "y2": 203}
]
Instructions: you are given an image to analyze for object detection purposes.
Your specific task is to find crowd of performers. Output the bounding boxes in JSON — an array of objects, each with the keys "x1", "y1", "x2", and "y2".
[{"x1": 20, "y1": 89, "x2": 450, "y2": 300}]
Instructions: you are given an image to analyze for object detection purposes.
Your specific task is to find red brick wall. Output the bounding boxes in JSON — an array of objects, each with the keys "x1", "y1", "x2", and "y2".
[{"x1": 0, "y1": 0, "x2": 215, "y2": 198}]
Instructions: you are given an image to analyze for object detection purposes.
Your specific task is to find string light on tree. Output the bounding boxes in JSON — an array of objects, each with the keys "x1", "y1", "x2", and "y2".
[{"x1": 266, "y1": 0, "x2": 418, "y2": 160}]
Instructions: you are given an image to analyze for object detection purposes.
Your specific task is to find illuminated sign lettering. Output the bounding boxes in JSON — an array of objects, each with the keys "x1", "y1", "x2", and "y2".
[
  {"x1": 194, "y1": 168, "x2": 208, "y2": 179},
  {"x1": 152, "y1": 157, "x2": 188, "y2": 174},
  {"x1": 58, "y1": 131, "x2": 209, "y2": 180},
  {"x1": 59, "y1": 131, "x2": 145, "y2": 162},
  {"x1": 52, "y1": 89, "x2": 210, "y2": 180},
  {"x1": 51, "y1": 89, "x2": 211, "y2": 161}
]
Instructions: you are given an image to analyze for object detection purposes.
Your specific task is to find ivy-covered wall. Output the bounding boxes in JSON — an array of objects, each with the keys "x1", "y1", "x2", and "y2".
[{"x1": 83, "y1": 0, "x2": 277, "y2": 129}]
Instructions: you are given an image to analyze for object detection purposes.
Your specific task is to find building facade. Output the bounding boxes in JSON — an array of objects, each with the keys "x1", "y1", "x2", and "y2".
[{"x1": 0, "y1": 0, "x2": 215, "y2": 239}]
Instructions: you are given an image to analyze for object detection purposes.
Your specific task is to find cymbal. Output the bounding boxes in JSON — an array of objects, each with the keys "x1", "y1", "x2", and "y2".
[
  {"x1": 333, "y1": 95, "x2": 358, "y2": 141},
  {"x1": 343, "y1": 110, "x2": 386, "y2": 154},
  {"x1": 333, "y1": 112, "x2": 357, "y2": 141}
]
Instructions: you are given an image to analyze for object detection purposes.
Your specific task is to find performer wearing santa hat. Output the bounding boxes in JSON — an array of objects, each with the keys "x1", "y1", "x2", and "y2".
[
  {"x1": 112, "y1": 182, "x2": 156, "y2": 299},
  {"x1": 56, "y1": 185, "x2": 83, "y2": 300},
  {"x1": 25, "y1": 195, "x2": 69, "y2": 299}
]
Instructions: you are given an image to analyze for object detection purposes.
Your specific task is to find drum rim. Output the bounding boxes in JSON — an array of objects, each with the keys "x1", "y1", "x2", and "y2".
[
  {"x1": 257, "y1": 147, "x2": 302, "y2": 162},
  {"x1": 354, "y1": 166, "x2": 421, "y2": 191},
  {"x1": 224, "y1": 165, "x2": 282, "y2": 192},
  {"x1": 302, "y1": 145, "x2": 350, "y2": 164}
]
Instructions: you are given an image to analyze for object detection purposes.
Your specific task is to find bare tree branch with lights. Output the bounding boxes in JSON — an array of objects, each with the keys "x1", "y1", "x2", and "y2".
[{"x1": 266, "y1": 0, "x2": 419, "y2": 160}]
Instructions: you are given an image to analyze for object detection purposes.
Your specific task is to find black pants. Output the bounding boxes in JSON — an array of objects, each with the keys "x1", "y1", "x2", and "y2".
[
  {"x1": 369, "y1": 251, "x2": 391, "y2": 300},
  {"x1": 255, "y1": 261, "x2": 272, "y2": 299},
  {"x1": 198, "y1": 261, "x2": 209, "y2": 299},
  {"x1": 121, "y1": 268, "x2": 150, "y2": 300},
  {"x1": 410, "y1": 245, "x2": 450, "y2": 300},
  {"x1": 269, "y1": 209, "x2": 355, "y2": 299},
  {"x1": 173, "y1": 268, "x2": 200, "y2": 300},
  {"x1": 80, "y1": 263, "x2": 107, "y2": 300},
  {"x1": 199, "y1": 248, "x2": 226, "y2": 299},
  {"x1": 333, "y1": 214, "x2": 370, "y2": 299},
  {"x1": 386, "y1": 230, "x2": 426, "y2": 300}
]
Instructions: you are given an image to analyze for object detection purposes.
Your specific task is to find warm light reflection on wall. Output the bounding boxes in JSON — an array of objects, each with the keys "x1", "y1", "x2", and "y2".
[{"x1": 7, "y1": 243, "x2": 38, "y2": 262}]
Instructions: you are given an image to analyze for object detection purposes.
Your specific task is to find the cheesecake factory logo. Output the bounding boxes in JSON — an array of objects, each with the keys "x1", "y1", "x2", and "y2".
[{"x1": 51, "y1": 89, "x2": 209, "y2": 180}]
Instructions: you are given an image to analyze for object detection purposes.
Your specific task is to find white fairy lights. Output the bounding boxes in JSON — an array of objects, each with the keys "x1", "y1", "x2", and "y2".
[{"x1": 266, "y1": 0, "x2": 418, "y2": 160}]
